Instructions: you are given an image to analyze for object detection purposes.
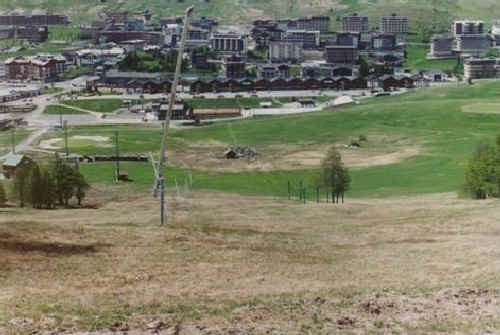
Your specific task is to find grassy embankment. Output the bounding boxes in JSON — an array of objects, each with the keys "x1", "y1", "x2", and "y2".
[
  {"x1": 34, "y1": 80, "x2": 500, "y2": 198},
  {"x1": 0, "y1": 129, "x2": 30, "y2": 155}
]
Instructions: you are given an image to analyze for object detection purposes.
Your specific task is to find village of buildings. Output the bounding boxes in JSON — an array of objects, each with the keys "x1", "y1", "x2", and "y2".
[{"x1": 0, "y1": 10, "x2": 499, "y2": 128}]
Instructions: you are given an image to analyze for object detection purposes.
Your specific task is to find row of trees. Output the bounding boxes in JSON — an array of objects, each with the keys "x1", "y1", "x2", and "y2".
[
  {"x1": 118, "y1": 50, "x2": 188, "y2": 73},
  {"x1": 11, "y1": 157, "x2": 89, "y2": 209},
  {"x1": 320, "y1": 146, "x2": 351, "y2": 203}
]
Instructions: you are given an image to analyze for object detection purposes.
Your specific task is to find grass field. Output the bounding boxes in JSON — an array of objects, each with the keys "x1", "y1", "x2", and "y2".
[
  {"x1": 405, "y1": 44, "x2": 459, "y2": 72},
  {"x1": 0, "y1": 129, "x2": 30, "y2": 155},
  {"x1": 43, "y1": 105, "x2": 88, "y2": 115},
  {"x1": 61, "y1": 99, "x2": 123, "y2": 114},
  {"x1": 35, "y1": 80, "x2": 500, "y2": 199},
  {"x1": 0, "y1": 26, "x2": 79, "y2": 61},
  {"x1": 186, "y1": 97, "x2": 285, "y2": 109},
  {"x1": 60, "y1": 66, "x2": 93, "y2": 80}
]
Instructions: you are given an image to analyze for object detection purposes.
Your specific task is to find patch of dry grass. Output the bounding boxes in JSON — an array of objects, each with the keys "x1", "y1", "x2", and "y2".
[
  {"x1": 168, "y1": 134, "x2": 419, "y2": 172},
  {"x1": 2, "y1": 189, "x2": 500, "y2": 334}
]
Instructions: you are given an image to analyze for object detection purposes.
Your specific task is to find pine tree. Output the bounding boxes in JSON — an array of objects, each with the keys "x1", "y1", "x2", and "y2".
[
  {"x1": 40, "y1": 167, "x2": 57, "y2": 209},
  {"x1": 51, "y1": 156, "x2": 76, "y2": 206},
  {"x1": 74, "y1": 171, "x2": 89, "y2": 206},
  {"x1": 12, "y1": 162, "x2": 32, "y2": 208},
  {"x1": 29, "y1": 163, "x2": 43, "y2": 209}
]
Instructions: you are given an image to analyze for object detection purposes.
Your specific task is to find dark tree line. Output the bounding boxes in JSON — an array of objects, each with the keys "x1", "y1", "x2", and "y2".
[
  {"x1": 11, "y1": 156, "x2": 89, "y2": 209},
  {"x1": 118, "y1": 50, "x2": 188, "y2": 73}
]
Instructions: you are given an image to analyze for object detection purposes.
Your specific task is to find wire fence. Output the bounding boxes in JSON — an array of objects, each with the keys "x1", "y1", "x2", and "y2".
[{"x1": 286, "y1": 180, "x2": 345, "y2": 204}]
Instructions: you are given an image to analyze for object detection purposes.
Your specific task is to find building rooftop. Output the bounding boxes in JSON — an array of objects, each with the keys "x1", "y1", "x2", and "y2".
[{"x1": 3, "y1": 152, "x2": 25, "y2": 167}]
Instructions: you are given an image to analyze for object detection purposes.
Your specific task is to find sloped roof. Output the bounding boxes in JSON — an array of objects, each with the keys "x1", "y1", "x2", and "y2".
[{"x1": 3, "y1": 152, "x2": 24, "y2": 167}]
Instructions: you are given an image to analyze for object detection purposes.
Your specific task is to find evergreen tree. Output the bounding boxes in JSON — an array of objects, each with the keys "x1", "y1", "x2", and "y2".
[
  {"x1": 29, "y1": 163, "x2": 43, "y2": 209},
  {"x1": 11, "y1": 162, "x2": 32, "y2": 208},
  {"x1": 74, "y1": 170, "x2": 89, "y2": 206},
  {"x1": 51, "y1": 156, "x2": 76, "y2": 206},
  {"x1": 41, "y1": 167, "x2": 57, "y2": 209}
]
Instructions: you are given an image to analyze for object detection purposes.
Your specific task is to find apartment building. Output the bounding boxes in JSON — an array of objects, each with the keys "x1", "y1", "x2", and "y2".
[
  {"x1": 324, "y1": 46, "x2": 359, "y2": 64},
  {"x1": 455, "y1": 34, "x2": 491, "y2": 57},
  {"x1": 222, "y1": 55, "x2": 246, "y2": 78},
  {"x1": 428, "y1": 34, "x2": 455, "y2": 59},
  {"x1": 0, "y1": 14, "x2": 68, "y2": 26},
  {"x1": 380, "y1": 14, "x2": 408, "y2": 34},
  {"x1": 342, "y1": 13, "x2": 369, "y2": 32},
  {"x1": 284, "y1": 30, "x2": 320, "y2": 49},
  {"x1": 5, "y1": 55, "x2": 66, "y2": 81},
  {"x1": 0, "y1": 26, "x2": 48, "y2": 43},
  {"x1": 211, "y1": 32, "x2": 248, "y2": 53},
  {"x1": 452, "y1": 20, "x2": 484, "y2": 36},
  {"x1": 296, "y1": 16, "x2": 330, "y2": 33},
  {"x1": 464, "y1": 58, "x2": 498, "y2": 80},
  {"x1": 269, "y1": 40, "x2": 303, "y2": 62}
]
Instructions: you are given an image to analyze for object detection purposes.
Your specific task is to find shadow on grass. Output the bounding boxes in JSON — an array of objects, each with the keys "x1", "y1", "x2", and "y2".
[{"x1": 0, "y1": 239, "x2": 110, "y2": 255}]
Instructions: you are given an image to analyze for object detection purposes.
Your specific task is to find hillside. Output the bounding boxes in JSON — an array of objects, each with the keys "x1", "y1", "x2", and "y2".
[{"x1": 3, "y1": 0, "x2": 500, "y2": 31}]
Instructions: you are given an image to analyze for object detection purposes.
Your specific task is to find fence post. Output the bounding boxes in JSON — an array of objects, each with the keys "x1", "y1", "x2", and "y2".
[
  {"x1": 287, "y1": 180, "x2": 291, "y2": 200},
  {"x1": 303, "y1": 187, "x2": 306, "y2": 204},
  {"x1": 316, "y1": 187, "x2": 320, "y2": 203},
  {"x1": 299, "y1": 181, "x2": 303, "y2": 201}
]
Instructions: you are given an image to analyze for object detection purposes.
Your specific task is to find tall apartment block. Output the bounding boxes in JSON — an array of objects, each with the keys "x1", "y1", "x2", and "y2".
[
  {"x1": 342, "y1": 13, "x2": 369, "y2": 32},
  {"x1": 210, "y1": 33, "x2": 248, "y2": 54},
  {"x1": 452, "y1": 20, "x2": 484, "y2": 36}
]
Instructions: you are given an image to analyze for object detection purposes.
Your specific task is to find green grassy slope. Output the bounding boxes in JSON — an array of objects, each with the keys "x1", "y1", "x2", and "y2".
[{"x1": 63, "y1": 80, "x2": 500, "y2": 198}]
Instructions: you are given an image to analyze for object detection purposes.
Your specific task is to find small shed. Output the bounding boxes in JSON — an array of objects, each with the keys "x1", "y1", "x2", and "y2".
[{"x1": 2, "y1": 153, "x2": 31, "y2": 179}]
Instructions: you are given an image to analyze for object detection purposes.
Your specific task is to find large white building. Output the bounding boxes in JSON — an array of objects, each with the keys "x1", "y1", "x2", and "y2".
[
  {"x1": 452, "y1": 20, "x2": 484, "y2": 36},
  {"x1": 269, "y1": 40, "x2": 303, "y2": 62},
  {"x1": 210, "y1": 32, "x2": 248, "y2": 54},
  {"x1": 380, "y1": 14, "x2": 408, "y2": 34}
]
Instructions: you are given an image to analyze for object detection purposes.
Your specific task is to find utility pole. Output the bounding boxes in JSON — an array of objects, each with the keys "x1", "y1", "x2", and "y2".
[
  {"x1": 63, "y1": 120, "x2": 68, "y2": 157},
  {"x1": 11, "y1": 125, "x2": 15, "y2": 153},
  {"x1": 153, "y1": 6, "x2": 194, "y2": 226},
  {"x1": 114, "y1": 131, "x2": 120, "y2": 182},
  {"x1": 59, "y1": 105, "x2": 63, "y2": 128}
]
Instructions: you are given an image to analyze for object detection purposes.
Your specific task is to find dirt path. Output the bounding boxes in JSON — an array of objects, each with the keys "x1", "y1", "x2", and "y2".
[{"x1": 56, "y1": 103, "x2": 104, "y2": 119}]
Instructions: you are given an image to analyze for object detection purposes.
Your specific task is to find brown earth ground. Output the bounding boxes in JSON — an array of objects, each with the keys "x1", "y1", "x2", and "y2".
[
  {"x1": 168, "y1": 135, "x2": 419, "y2": 172},
  {"x1": 3, "y1": 186, "x2": 500, "y2": 334}
]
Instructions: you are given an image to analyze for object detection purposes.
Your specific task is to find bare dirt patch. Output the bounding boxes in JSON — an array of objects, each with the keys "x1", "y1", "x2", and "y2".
[
  {"x1": 39, "y1": 135, "x2": 112, "y2": 150},
  {"x1": 461, "y1": 102, "x2": 500, "y2": 114},
  {"x1": 168, "y1": 135, "x2": 420, "y2": 172}
]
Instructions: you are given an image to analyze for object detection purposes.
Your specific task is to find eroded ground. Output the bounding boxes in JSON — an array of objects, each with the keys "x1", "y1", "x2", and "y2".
[
  {"x1": 2, "y1": 187, "x2": 500, "y2": 334},
  {"x1": 168, "y1": 134, "x2": 420, "y2": 172}
]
